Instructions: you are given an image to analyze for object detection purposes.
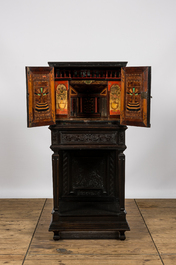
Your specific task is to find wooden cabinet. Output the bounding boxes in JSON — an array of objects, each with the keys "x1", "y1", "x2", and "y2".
[{"x1": 26, "y1": 62, "x2": 151, "y2": 240}]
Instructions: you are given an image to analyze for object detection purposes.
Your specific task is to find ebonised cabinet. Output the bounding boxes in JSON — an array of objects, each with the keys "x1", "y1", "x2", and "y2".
[{"x1": 26, "y1": 62, "x2": 151, "y2": 240}]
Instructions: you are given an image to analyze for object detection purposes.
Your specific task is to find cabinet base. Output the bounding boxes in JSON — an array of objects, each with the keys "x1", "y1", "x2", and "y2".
[
  {"x1": 49, "y1": 212, "x2": 130, "y2": 241},
  {"x1": 52, "y1": 230, "x2": 128, "y2": 240}
]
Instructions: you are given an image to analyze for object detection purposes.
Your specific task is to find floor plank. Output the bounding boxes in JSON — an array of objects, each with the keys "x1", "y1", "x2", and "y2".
[
  {"x1": 161, "y1": 255, "x2": 176, "y2": 265},
  {"x1": 24, "y1": 257, "x2": 163, "y2": 265},
  {"x1": 2, "y1": 199, "x2": 174, "y2": 264},
  {"x1": 0, "y1": 199, "x2": 45, "y2": 263},
  {"x1": 0, "y1": 255, "x2": 24, "y2": 265},
  {"x1": 24, "y1": 199, "x2": 162, "y2": 265},
  {"x1": 136, "y1": 199, "x2": 176, "y2": 256}
]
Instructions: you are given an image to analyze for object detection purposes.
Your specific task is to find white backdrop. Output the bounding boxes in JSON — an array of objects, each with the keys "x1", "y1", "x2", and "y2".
[{"x1": 0, "y1": 0, "x2": 176, "y2": 198}]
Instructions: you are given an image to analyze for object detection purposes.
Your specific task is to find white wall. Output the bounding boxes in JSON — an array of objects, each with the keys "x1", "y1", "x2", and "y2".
[{"x1": 0, "y1": 0, "x2": 176, "y2": 198}]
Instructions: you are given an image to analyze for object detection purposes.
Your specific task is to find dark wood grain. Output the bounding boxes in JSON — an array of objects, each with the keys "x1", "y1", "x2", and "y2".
[
  {"x1": 49, "y1": 121, "x2": 129, "y2": 240},
  {"x1": 25, "y1": 62, "x2": 152, "y2": 242}
]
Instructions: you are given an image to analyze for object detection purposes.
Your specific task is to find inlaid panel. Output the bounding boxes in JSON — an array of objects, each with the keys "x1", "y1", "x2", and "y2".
[
  {"x1": 55, "y1": 81, "x2": 68, "y2": 115},
  {"x1": 120, "y1": 67, "x2": 151, "y2": 127},
  {"x1": 108, "y1": 81, "x2": 121, "y2": 116},
  {"x1": 26, "y1": 67, "x2": 55, "y2": 127}
]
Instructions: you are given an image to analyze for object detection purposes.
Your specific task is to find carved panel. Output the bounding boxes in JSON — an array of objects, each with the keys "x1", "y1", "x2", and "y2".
[
  {"x1": 71, "y1": 152, "x2": 106, "y2": 197},
  {"x1": 61, "y1": 133, "x2": 117, "y2": 144},
  {"x1": 61, "y1": 150, "x2": 115, "y2": 198}
]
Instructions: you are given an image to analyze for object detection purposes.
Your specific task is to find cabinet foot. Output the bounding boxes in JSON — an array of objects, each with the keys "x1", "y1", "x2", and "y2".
[
  {"x1": 119, "y1": 231, "x2": 126, "y2": 240},
  {"x1": 53, "y1": 231, "x2": 60, "y2": 241}
]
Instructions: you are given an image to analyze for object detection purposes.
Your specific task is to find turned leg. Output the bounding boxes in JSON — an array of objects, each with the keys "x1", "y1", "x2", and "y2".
[
  {"x1": 119, "y1": 231, "x2": 126, "y2": 240},
  {"x1": 53, "y1": 231, "x2": 60, "y2": 241}
]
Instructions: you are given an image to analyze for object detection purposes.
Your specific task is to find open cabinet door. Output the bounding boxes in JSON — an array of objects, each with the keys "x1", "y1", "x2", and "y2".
[
  {"x1": 26, "y1": 67, "x2": 56, "y2": 127},
  {"x1": 120, "y1": 67, "x2": 151, "y2": 127}
]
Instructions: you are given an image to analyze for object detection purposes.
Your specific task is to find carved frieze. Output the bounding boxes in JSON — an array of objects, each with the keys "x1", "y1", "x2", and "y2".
[{"x1": 61, "y1": 133, "x2": 117, "y2": 144}]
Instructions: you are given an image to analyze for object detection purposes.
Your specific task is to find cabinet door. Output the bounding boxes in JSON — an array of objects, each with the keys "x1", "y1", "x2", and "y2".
[
  {"x1": 120, "y1": 67, "x2": 151, "y2": 127},
  {"x1": 26, "y1": 67, "x2": 55, "y2": 127}
]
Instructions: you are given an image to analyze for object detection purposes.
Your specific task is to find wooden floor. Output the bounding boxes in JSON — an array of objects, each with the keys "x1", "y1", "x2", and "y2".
[{"x1": 0, "y1": 199, "x2": 176, "y2": 265}]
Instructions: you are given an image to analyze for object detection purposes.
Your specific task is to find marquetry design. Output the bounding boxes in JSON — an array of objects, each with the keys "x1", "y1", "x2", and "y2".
[
  {"x1": 70, "y1": 86, "x2": 78, "y2": 95},
  {"x1": 100, "y1": 88, "x2": 107, "y2": 96},
  {"x1": 26, "y1": 67, "x2": 55, "y2": 127},
  {"x1": 55, "y1": 81, "x2": 68, "y2": 115},
  {"x1": 126, "y1": 74, "x2": 142, "y2": 114},
  {"x1": 33, "y1": 74, "x2": 51, "y2": 119},
  {"x1": 35, "y1": 87, "x2": 49, "y2": 112},
  {"x1": 108, "y1": 81, "x2": 121, "y2": 115},
  {"x1": 120, "y1": 67, "x2": 151, "y2": 127},
  {"x1": 127, "y1": 87, "x2": 141, "y2": 111}
]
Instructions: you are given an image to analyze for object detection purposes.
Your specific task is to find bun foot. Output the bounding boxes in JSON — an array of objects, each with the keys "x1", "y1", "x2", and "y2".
[
  {"x1": 119, "y1": 231, "x2": 126, "y2": 240},
  {"x1": 53, "y1": 231, "x2": 60, "y2": 241}
]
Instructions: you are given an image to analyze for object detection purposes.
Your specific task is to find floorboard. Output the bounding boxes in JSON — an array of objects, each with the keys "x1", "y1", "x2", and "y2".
[
  {"x1": 1, "y1": 199, "x2": 176, "y2": 265},
  {"x1": 0, "y1": 199, "x2": 45, "y2": 264},
  {"x1": 136, "y1": 199, "x2": 176, "y2": 264},
  {"x1": 25, "y1": 199, "x2": 163, "y2": 265}
]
